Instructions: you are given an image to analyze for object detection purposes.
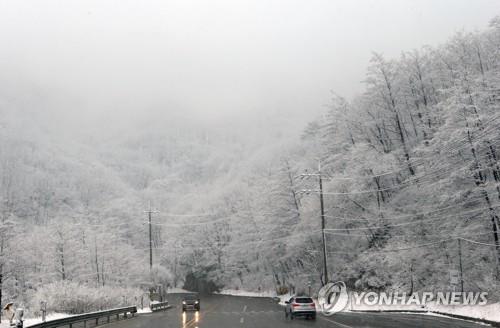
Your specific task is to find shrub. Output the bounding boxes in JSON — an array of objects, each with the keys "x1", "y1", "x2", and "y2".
[{"x1": 28, "y1": 281, "x2": 144, "y2": 315}]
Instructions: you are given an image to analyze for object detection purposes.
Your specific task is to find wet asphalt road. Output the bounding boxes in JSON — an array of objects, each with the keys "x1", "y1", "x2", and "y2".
[{"x1": 104, "y1": 293, "x2": 487, "y2": 328}]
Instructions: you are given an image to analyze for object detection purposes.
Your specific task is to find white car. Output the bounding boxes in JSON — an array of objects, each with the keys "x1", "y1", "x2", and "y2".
[{"x1": 285, "y1": 296, "x2": 316, "y2": 320}]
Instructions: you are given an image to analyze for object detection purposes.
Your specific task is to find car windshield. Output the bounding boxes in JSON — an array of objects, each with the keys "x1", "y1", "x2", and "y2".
[
  {"x1": 295, "y1": 298, "x2": 313, "y2": 303},
  {"x1": 184, "y1": 294, "x2": 198, "y2": 300}
]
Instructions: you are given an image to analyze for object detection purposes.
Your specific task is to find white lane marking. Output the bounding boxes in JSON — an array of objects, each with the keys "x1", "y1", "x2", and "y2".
[
  {"x1": 319, "y1": 316, "x2": 354, "y2": 328},
  {"x1": 243, "y1": 305, "x2": 247, "y2": 312},
  {"x1": 240, "y1": 317, "x2": 244, "y2": 323}
]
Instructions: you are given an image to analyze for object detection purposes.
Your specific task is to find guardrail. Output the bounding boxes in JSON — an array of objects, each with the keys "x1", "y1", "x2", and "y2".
[
  {"x1": 27, "y1": 306, "x2": 137, "y2": 328},
  {"x1": 150, "y1": 301, "x2": 169, "y2": 312}
]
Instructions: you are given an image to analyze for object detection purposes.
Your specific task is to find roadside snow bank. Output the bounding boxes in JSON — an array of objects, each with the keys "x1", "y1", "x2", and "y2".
[
  {"x1": 217, "y1": 289, "x2": 298, "y2": 306},
  {"x1": 167, "y1": 288, "x2": 190, "y2": 293},
  {"x1": 1, "y1": 313, "x2": 70, "y2": 328},
  {"x1": 217, "y1": 289, "x2": 277, "y2": 298},
  {"x1": 0, "y1": 305, "x2": 155, "y2": 327},
  {"x1": 347, "y1": 300, "x2": 500, "y2": 324},
  {"x1": 137, "y1": 308, "x2": 152, "y2": 314}
]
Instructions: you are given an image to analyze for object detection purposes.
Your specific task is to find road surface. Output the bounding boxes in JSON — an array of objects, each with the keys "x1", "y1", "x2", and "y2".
[{"x1": 105, "y1": 293, "x2": 487, "y2": 328}]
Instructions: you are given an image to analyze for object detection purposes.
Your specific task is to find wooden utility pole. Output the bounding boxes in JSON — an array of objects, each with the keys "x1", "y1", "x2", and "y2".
[
  {"x1": 149, "y1": 210, "x2": 153, "y2": 270},
  {"x1": 144, "y1": 203, "x2": 159, "y2": 271},
  {"x1": 458, "y1": 238, "x2": 464, "y2": 293},
  {"x1": 298, "y1": 160, "x2": 329, "y2": 285},
  {"x1": 318, "y1": 161, "x2": 329, "y2": 284}
]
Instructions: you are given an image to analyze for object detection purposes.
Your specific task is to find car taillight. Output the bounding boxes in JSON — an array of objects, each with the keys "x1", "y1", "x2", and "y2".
[
  {"x1": 310, "y1": 303, "x2": 316, "y2": 308},
  {"x1": 292, "y1": 303, "x2": 300, "y2": 307}
]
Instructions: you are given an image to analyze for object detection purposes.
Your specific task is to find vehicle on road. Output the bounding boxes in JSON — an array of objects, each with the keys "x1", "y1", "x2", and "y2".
[
  {"x1": 285, "y1": 296, "x2": 316, "y2": 320},
  {"x1": 182, "y1": 293, "x2": 200, "y2": 312}
]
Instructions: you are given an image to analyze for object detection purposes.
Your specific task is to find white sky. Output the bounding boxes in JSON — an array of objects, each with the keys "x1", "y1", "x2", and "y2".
[{"x1": 0, "y1": 0, "x2": 498, "y2": 124}]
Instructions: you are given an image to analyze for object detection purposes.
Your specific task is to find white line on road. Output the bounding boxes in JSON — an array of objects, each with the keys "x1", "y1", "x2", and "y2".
[
  {"x1": 243, "y1": 305, "x2": 247, "y2": 312},
  {"x1": 319, "y1": 316, "x2": 354, "y2": 328},
  {"x1": 240, "y1": 317, "x2": 245, "y2": 323}
]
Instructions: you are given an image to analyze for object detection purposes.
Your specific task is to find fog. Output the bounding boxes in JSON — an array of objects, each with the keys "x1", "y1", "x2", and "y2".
[
  {"x1": 2, "y1": 1, "x2": 500, "y2": 317},
  {"x1": 0, "y1": 0, "x2": 498, "y2": 128}
]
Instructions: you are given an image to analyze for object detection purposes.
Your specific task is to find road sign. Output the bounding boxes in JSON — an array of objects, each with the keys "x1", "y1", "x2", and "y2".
[{"x1": 449, "y1": 269, "x2": 460, "y2": 285}]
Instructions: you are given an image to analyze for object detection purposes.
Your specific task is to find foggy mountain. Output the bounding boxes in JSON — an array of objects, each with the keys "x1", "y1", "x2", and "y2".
[{"x1": 0, "y1": 0, "x2": 499, "y2": 321}]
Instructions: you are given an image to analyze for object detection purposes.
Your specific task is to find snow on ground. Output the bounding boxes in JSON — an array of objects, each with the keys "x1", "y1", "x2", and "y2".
[
  {"x1": 167, "y1": 287, "x2": 190, "y2": 293},
  {"x1": 0, "y1": 305, "x2": 158, "y2": 327},
  {"x1": 348, "y1": 301, "x2": 500, "y2": 324},
  {"x1": 217, "y1": 289, "x2": 277, "y2": 298},
  {"x1": 345, "y1": 299, "x2": 500, "y2": 323},
  {"x1": 137, "y1": 308, "x2": 152, "y2": 314},
  {"x1": 0, "y1": 313, "x2": 70, "y2": 328}
]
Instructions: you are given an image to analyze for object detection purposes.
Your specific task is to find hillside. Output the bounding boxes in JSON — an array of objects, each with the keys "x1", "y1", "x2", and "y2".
[{"x1": 0, "y1": 16, "x2": 499, "y2": 315}]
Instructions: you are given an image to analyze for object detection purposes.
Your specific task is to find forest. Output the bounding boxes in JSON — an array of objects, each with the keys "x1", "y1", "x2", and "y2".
[{"x1": 0, "y1": 16, "x2": 499, "y2": 315}]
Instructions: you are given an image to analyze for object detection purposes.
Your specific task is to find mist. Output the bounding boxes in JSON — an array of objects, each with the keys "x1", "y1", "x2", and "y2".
[
  {"x1": 2, "y1": 2, "x2": 500, "y2": 323},
  {"x1": 1, "y1": 0, "x2": 498, "y2": 131}
]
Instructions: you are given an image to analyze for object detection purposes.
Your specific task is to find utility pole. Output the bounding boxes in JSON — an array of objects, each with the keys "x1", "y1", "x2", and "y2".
[
  {"x1": 458, "y1": 238, "x2": 464, "y2": 293},
  {"x1": 144, "y1": 203, "x2": 159, "y2": 272},
  {"x1": 149, "y1": 209, "x2": 153, "y2": 270},
  {"x1": 318, "y1": 161, "x2": 329, "y2": 284},
  {"x1": 298, "y1": 160, "x2": 329, "y2": 285}
]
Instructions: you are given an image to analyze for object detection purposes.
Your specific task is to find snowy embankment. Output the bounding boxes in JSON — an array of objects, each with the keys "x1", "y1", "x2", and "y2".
[
  {"x1": 136, "y1": 288, "x2": 188, "y2": 314},
  {"x1": 219, "y1": 289, "x2": 500, "y2": 324},
  {"x1": 0, "y1": 289, "x2": 183, "y2": 326},
  {"x1": 217, "y1": 289, "x2": 277, "y2": 298},
  {"x1": 0, "y1": 313, "x2": 70, "y2": 328},
  {"x1": 347, "y1": 301, "x2": 500, "y2": 325},
  {"x1": 1, "y1": 307, "x2": 156, "y2": 327},
  {"x1": 137, "y1": 307, "x2": 152, "y2": 314},
  {"x1": 167, "y1": 287, "x2": 190, "y2": 294}
]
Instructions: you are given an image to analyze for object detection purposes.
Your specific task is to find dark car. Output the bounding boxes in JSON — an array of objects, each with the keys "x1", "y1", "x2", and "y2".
[
  {"x1": 285, "y1": 296, "x2": 316, "y2": 320},
  {"x1": 182, "y1": 293, "x2": 200, "y2": 311}
]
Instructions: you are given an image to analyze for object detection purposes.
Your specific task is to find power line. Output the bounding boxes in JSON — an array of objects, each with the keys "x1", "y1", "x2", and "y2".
[
  {"x1": 314, "y1": 117, "x2": 500, "y2": 182},
  {"x1": 314, "y1": 145, "x2": 500, "y2": 196},
  {"x1": 322, "y1": 196, "x2": 496, "y2": 222},
  {"x1": 134, "y1": 230, "x2": 322, "y2": 252},
  {"x1": 321, "y1": 239, "x2": 451, "y2": 254},
  {"x1": 459, "y1": 237, "x2": 499, "y2": 247},
  {"x1": 159, "y1": 213, "x2": 214, "y2": 217},
  {"x1": 134, "y1": 229, "x2": 498, "y2": 261},
  {"x1": 323, "y1": 204, "x2": 500, "y2": 231},
  {"x1": 147, "y1": 212, "x2": 281, "y2": 227},
  {"x1": 324, "y1": 237, "x2": 500, "y2": 256},
  {"x1": 323, "y1": 230, "x2": 494, "y2": 239},
  {"x1": 148, "y1": 215, "x2": 233, "y2": 227}
]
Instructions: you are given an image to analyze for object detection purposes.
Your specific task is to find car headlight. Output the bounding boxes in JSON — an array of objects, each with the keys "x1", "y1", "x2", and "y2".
[
  {"x1": 195, "y1": 301, "x2": 199, "y2": 304},
  {"x1": 182, "y1": 301, "x2": 186, "y2": 304}
]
